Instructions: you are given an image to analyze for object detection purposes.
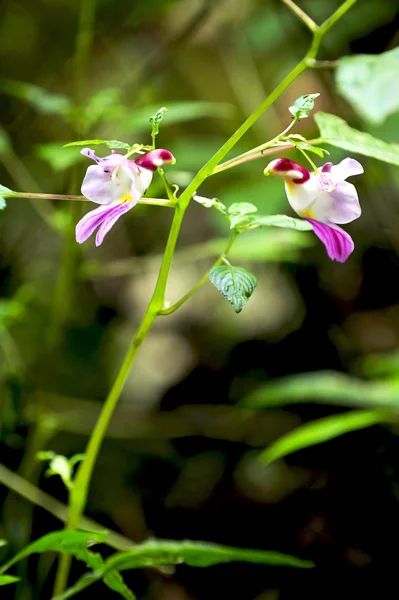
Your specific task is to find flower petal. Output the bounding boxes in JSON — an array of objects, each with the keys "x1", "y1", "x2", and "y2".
[
  {"x1": 329, "y1": 181, "x2": 361, "y2": 224},
  {"x1": 95, "y1": 202, "x2": 132, "y2": 246},
  {"x1": 306, "y1": 218, "x2": 354, "y2": 262},
  {"x1": 81, "y1": 163, "x2": 134, "y2": 205},
  {"x1": 76, "y1": 204, "x2": 116, "y2": 243},
  {"x1": 325, "y1": 158, "x2": 363, "y2": 182}
]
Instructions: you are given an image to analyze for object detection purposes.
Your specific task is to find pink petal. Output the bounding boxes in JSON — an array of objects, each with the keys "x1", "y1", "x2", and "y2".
[
  {"x1": 76, "y1": 202, "x2": 132, "y2": 245},
  {"x1": 134, "y1": 149, "x2": 175, "y2": 172},
  {"x1": 95, "y1": 202, "x2": 132, "y2": 246},
  {"x1": 329, "y1": 181, "x2": 361, "y2": 224},
  {"x1": 323, "y1": 158, "x2": 363, "y2": 182},
  {"x1": 306, "y1": 218, "x2": 354, "y2": 262}
]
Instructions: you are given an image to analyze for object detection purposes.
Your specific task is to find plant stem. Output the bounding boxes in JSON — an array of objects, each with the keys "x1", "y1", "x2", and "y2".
[
  {"x1": 6, "y1": 192, "x2": 174, "y2": 208},
  {"x1": 159, "y1": 231, "x2": 238, "y2": 315},
  {"x1": 55, "y1": 0, "x2": 358, "y2": 594},
  {"x1": 280, "y1": 0, "x2": 317, "y2": 31}
]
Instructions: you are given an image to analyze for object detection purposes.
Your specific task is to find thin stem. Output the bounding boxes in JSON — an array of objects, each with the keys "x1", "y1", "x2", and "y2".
[
  {"x1": 157, "y1": 168, "x2": 176, "y2": 203},
  {"x1": 159, "y1": 231, "x2": 238, "y2": 315},
  {"x1": 319, "y1": 0, "x2": 358, "y2": 36},
  {"x1": 6, "y1": 192, "x2": 174, "y2": 208},
  {"x1": 306, "y1": 58, "x2": 339, "y2": 69},
  {"x1": 280, "y1": 0, "x2": 317, "y2": 32},
  {"x1": 297, "y1": 146, "x2": 320, "y2": 173}
]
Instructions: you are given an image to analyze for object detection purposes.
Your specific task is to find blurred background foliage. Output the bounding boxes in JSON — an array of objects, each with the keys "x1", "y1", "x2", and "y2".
[{"x1": 0, "y1": 0, "x2": 399, "y2": 598}]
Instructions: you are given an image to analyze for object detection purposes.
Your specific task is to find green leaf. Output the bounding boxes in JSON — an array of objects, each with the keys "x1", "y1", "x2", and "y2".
[
  {"x1": 124, "y1": 101, "x2": 237, "y2": 132},
  {"x1": 0, "y1": 80, "x2": 72, "y2": 117},
  {"x1": 37, "y1": 452, "x2": 85, "y2": 490},
  {"x1": 336, "y1": 48, "x2": 399, "y2": 125},
  {"x1": 260, "y1": 410, "x2": 392, "y2": 466},
  {"x1": 0, "y1": 531, "x2": 108, "y2": 576},
  {"x1": 193, "y1": 194, "x2": 226, "y2": 214},
  {"x1": 227, "y1": 203, "x2": 258, "y2": 229},
  {"x1": 84, "y1": 88, "x2": 124, "y2": 129},
  {"x1": 35, "y1": 143, "x2": 84, "y2": 171},
  {"x1": 64, "y1": 139, "x2": 131, "y2": 150},
  {"x1": 56, "y1": 539, "x2": 313, "y2": 599},
  {"x1": 0, "y1": 575, "x2": 20, "y2": 586},
  {"x1": 150, "y1": 106, "x2": 168, "y2": 140},
  {"x1": 242, "y1": 371, "x2": 399, "y2": 410},
  {"x1": 289, "y1": 94, "x2": 320, "y2": 119},
  {"x1": 247, "y1": 215, "x2": 313, "y2": 232},
  {"x1": 315, "y1": 112, "x2": 399, "y2": 166},
  {"x1": 209, "y1": 265, "x2": 257, "y2": 313}
]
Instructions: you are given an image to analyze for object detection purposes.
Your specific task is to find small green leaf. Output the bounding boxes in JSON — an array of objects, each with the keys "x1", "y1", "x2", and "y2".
[
  {"x1": 0, "y1": 184, "x2": 14, "y2": 210},
  {"x1": 55, "y1": 539, "x2": 312, "y2": 599},
  {"x1": 209, "y1": 265, "x2": 257, "y2": 313},
  {"x1": 150, "y1": 106, "x2": 168, "y2": 140},
  {"x1": 260, "y1": 410, "x2": 392, "y2": 466},
  {"x1": 247, "y1": 215, "x2": 313, "y2": 232},
  {"x1": 193, "y1": 194, "x2": 226, "y2": 214},
  {"x1": 37, "y1": 452, "x2": 85, "y2": 490},
  {"x1": 64, "y1": 139, "x2": 131, "y2": 150},
  {"x1": 0, "y1": 80, "x2": 73, "y2": 117},
  {"x1": 315, "y1": 112, "x2": 399, "y2": 166},
  {"x1": 336, "y1": 48, "x2": 399, "y2": 125},
  {"x1": 289, "y1": 94, "x2": 320, "y2": 119},
  {"x1": 0, "y1": 575, "x2": 20, "y2": 586},
  {"x1": 227, "y1": 203, "x2": 258, "y2": 229}
]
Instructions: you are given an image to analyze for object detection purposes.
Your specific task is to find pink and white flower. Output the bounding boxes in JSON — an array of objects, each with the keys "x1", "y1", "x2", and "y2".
[
  {"x1": 265, "y1": 157, "x2": 363, "y2": 262},
  {"x1": 77, "y1": 148, "x2": 175, "y2": 246}
]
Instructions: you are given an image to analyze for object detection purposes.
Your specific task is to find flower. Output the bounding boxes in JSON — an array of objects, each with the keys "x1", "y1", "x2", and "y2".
[
  {"x1": 76, "y1": 148, "x2": 175, "y2": 246},
  {"x1": 264, "y1": 157, "x2": 363, "y2": 262}
]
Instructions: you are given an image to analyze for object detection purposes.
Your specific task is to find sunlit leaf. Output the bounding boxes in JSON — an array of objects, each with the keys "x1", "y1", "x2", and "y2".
[
  {"x1": 260, "y1": 410, "x2": 392, "y2": 466},
  {"x1": 289, "y1": 94, "x2": 320, "y2": 119},
  {"x1": 209, "y1": 265, "x2": 257, "y2": 313},
  {"x1": 64, "y1": 139, "x2": 131, "y2": 150},
  {"x1": 315, "y1": 112, "x2": 399, "y2": 166},
  {"x1": 56, "y1": 539, "x2": 312, "y2": 599},
  {"x1": 242, "y1": 371, "x2": 399, "y2": 410},
  {"x1": 0, "y1": 575, "x2": 20, "y2": 586},
  {"x1": 336, "y1": 48, "x2": 399, "y2": 125}
]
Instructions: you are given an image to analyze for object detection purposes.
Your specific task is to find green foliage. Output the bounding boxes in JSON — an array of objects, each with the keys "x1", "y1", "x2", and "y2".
[
  {"x1": 56, "y1": 539, "x2": 313, "y2": 599},
  {"x1": 0, "y1": 285, "x2": 34, "y2": 333},
  {"x1": 286, "y1": 135, "x2": 330, "y2": 158},
  {"x1": 336, "y1": 48, "x2": 399, "y2": 125},
  {"x1": 83, "y1": 88, "x2": 124, "y2": 130},
  {"x1": 288, "y1": 94, "x2": 320, "y2": 120},
  {"x1": 246, "y1": 215, "x2": 313, "y2": 232},
  {"x1": 193, "y1": 193, "x2": 227, "y2": 214},
  {"x1": 315, "y1": 112, "x2": 399, "y2": 166},
  {"x1": 209, "y1": 264, "x2": 257, "y2": 313},
  {"x1": 150, "y1": 106, "x2": 168, "y2": 142},
  {"x1": 242, "y1": 371, "x2": 399, "y2": 410},
  {"x1": 36, "y1": 451, "x2": 85, "y2": 490},
  {"x1": 64, "y1": 139, "x2": 131, "y2": 150},
  {"x1": 227, "y1": 202, "x2": 258, "y2": 228},
  {"x1": 260, "y1": 410, "x2": 392, "y2": 466},
  {"x1": 0, "y1": 575, "x2": 20, "y2": 586},
  {"x1": 123, "y1": 101, "x2": 237, "y2": 132},
  {"x1": 35, "y1": 143, "x2": 84, "y2": 171},
  {"x1": 0, "y1": 80, "x2": 73, "y2": 117},
  {"x1": 0, "y1": 183, "x2": 13, "y2": 209}
]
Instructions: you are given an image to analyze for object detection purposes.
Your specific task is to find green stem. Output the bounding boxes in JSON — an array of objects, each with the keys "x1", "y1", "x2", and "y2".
[
  {"x1": 280, "y1": 0, "x2": 317, "y2": 31},
  {"x1": 6, "y1": 192, "x2": 174, "y2": 208},
  {"x1": 56, "y1": 0, "x2": 358, "y2": 594},
  {"x1": 159, "y1": 231, "x2": 238, "y2": 315}
]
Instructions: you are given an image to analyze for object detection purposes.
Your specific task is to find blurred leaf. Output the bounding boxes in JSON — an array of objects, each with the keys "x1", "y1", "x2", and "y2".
[
  {"x1": 0, "y1": 127, "x2": 11, "y2": 155},
  {"x1": 64, "y1": 139, "x2": 131, "y2": 150},
  {"x1": 259, "y1": 410, "x2": 392, "y2": 465},
  {"x1": 150, "y1": 106, "x2": 168, "y2": 141},
  {"x1": 0, "y1": 531, "x2": 108, "y2": 576},
  {"x1": 0, "y1": 80, "x2": 72, "y2": 117},
  {"x1": 0, "y1": 541, "x2": 7, "y2": 547},
  {"x1": 289, "y1": 94, "x2": 320, "y2": 119},
  {"x1": 242, "y1": 371, "x2": 399, "y2": 410},
  {"x1": 36, "y1": 451, "x2": 84, "y2": 490},
  {"x1": 35, "y1": 143, "x2": 83, "y2": 171},
  {"x1": 209, "y1": 265, "x2": 257, "y2": 313},
  {"x1": 124, "y1": 102, "x2": 237, "y2": 132},
  {"x1": 315, "y1": 112, "x2": 399, "y2": 166},
  {"x1": 84, "y1": 88, "x2": 124, "y2": 129},
  {"x1": 359, "y1": 350, "x2": 399, "y2": 379},
  {"x1": 0, "y1": 575, "x2": 20, "y2": 586},
  {"x1": 336, "y1": 48, "x2": 399, "y2": 125},
  {"x1": 56, "y1": 539, "x2": 313, "y2": 599},
  {"x1": 247, "y1": 215, "x2": 312, "y2": 232}
]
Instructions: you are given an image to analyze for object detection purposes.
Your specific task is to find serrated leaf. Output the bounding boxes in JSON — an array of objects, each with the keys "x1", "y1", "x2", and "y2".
[
  {"x1": 336, "y1": 48, "x2": 399, "y2": 125},
  {"x1": 56, "y1": 539, "x2": 312, "y2": 599},
  {"x1": 247, "y1": 215, "x2": 313, "y2": 232},
  {"x1": 259, "y1": 410, "x2": 392, "y2": 466},
  {"x1": 0, "y1": 80, "x2": 72, "y2": 117},
  {"x1": 315, "y1": 112, "x2": 399, "y2": 166},
  {"x1": 0, "y1": 575, "x2": 20, "y2": 586},
  {"x1": 209, "y1": 265, "x2": 257, "y2": 313},
  {"x1": 288, "y1": 94, "x2": 320, "y2": 119},
  {"x1": 242, "y1": 371, "x2": 399, "y2": 410},
  {"x1": 64, "y1": 139, "x2": 131, "y2": 150}
]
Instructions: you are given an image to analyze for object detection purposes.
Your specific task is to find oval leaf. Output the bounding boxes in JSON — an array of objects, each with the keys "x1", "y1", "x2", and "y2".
[
  {"x1": 315, "y1": 112, "x2": 399, "y2": 166},
  {"x1": 336, "y1": 48, "x2": 399, "y2": 125},
  {"x1": 260, "y1": 410, "x2": 392, "y2": 466},
  {"x1": 209, "y1": 265, "x2": 257, "y2": 313},
  {"x1": 289, "y1": 94, "x2": 320, "y2": 119}
]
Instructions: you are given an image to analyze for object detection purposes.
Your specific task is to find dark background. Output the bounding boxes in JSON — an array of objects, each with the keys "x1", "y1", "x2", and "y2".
[{"x1": 1, "y1": 0, "x2": 399, "y2": 598}]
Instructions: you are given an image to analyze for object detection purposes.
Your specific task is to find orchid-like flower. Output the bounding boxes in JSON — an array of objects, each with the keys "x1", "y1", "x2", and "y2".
[
  {"x1": 265, "y1": 157, "x2": 363, "y2": 262},
  {"x1": 77, "y1": 148, "x2": 175, "y2": 246}
]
